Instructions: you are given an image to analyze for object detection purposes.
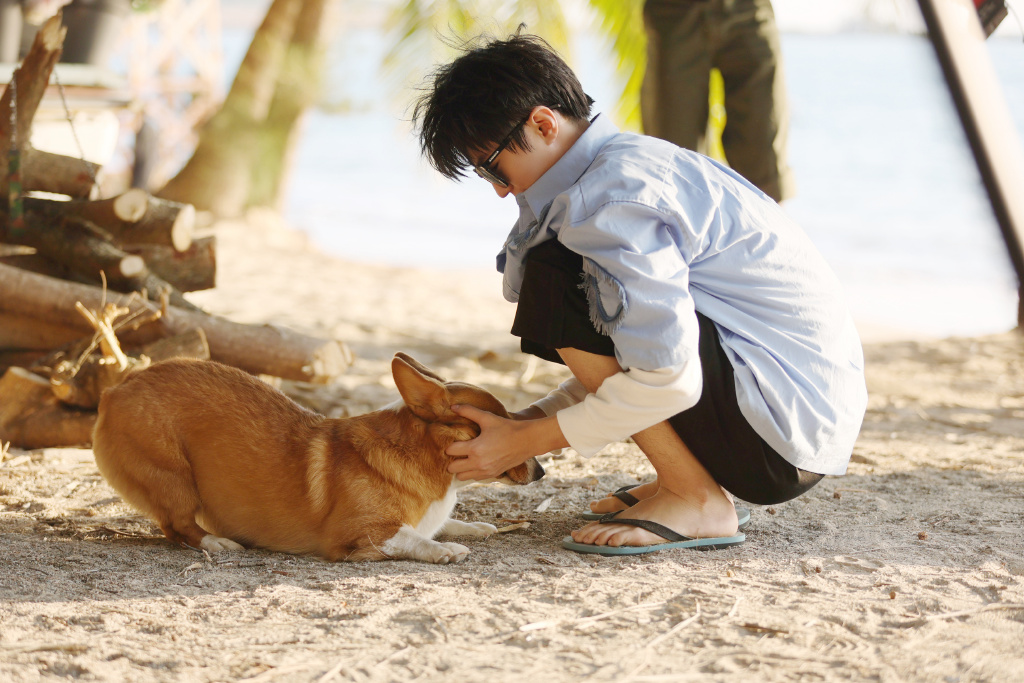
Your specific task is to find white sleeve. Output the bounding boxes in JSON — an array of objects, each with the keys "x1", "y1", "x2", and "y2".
[
  {"x1": 530, "y1": 377, "x2": 590, "y2": 416},
  {"x1": 554, "y1": 362, "x2": 703, "y2": 457}
]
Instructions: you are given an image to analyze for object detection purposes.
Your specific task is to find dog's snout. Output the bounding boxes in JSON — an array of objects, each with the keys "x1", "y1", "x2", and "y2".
[
  {"x1": 530, "y1": 459, "x2": 545, "y2": 481},
  {"x1": 499, "y1": 456, "x2": 545, "y2": 485}
]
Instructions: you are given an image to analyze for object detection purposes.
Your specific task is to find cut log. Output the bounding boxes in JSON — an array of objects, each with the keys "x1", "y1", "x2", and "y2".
[
  {"x1": 0, "y1": 207, "x2": 200, "y2": 311},
  {"x1": 23, "y1": 189, "x2": 148, "y2": 228},
  {"x1": 0, "y1": 311, "x2": 84, "y2": 349},
  {"x1": 50, "y1": 328, "x2": 213, "y2": 410},
  {"x1": 123, "y1": 235, "x2": 216, "y2": 292},
  {"x1": 21, "y1": 194, "x2": 195, "y2": 251},
  {"x1": 3, "y1": 205, "x2": 138, "y2": 278},
  {"x1": 0, "y1": 263, "x2": 354, "y2": 383},
  {"x1": 0, "y1": 350, "x2": 48, "y2": 374},
  {"x1": 0, "y1": 250, "x2": 74, "y2": 281},
  {"x1": 128, "y1": 196, "x2": 196, "y2": 251},
  {"x1": 0, "y1": 366, "x2": 96, "y2": 449},
  {"x1": 50, "y1": 354, "x2": 149, "y2": 409},
  {"x1": 49, "y1": 298, "x2": 146, "y2": 409},
  {"x1": 124, "y1": 265, "x2": 200, "y2": 311},
  {"x1": 21, "y1": 148, "x2": 98, "y2": 199},
  {"x1": 0, "y1": 13, "x2": 66, "y2": 150},
  {"x1": 135, "y1": 328, "x2": 211, "y2": 363},
  {"x1": 93, "y1": 188, "x2": 150, "y2": 223},
  {"x1": 0, "y1": 244, "x2": 33, "y2": 257},
  {"x1": 0, "y1": 14, "x2": 97, "y2": 201}
]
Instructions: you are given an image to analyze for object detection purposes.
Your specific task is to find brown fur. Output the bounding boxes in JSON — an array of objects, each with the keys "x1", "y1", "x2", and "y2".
[{"x1": 91, "y1": 353, "x2": 543, "y2": 561}]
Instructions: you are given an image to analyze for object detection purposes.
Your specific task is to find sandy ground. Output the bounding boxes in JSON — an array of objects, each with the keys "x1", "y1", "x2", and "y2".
[{"x1": 2, "y1": 213, "x2": 1023, "y2": 682}]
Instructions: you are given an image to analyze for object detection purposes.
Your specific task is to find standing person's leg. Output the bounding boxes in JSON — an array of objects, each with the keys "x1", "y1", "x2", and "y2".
[
  {"x1": 714, "y1": 0, "x2": 795, "y2": 201},
  {"x1": 641, "y1": 0, "x2": 712, "y2": 154}
]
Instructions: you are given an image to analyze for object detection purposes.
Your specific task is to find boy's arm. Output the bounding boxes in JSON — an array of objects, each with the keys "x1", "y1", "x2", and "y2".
[
  {"x1": 554, "y1": 362, "x2": 702, "y2": 457},
  {"x1": 519, "y1": 377, "x2": 589, "y2": 418},
  {"x1": 450, "y1": 362, "x2": 702, "y2": 480}
]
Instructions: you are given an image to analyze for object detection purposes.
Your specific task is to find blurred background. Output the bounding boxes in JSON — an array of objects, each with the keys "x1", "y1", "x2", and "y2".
[
  {"x1": 265, "y1": 0, "x2": 1024, "y2": 342},
  {"x1": 7, "y1": 0, "x2": 1024, "y2": 342}
]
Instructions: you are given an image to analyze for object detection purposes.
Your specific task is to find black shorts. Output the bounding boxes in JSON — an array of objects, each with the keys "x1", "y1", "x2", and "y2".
[{"x1": 511, "y1": 239, "x2": 823, "y2": 506}]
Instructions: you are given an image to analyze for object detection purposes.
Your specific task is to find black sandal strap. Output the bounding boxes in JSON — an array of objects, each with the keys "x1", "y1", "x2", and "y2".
[
  {"x1": 597, "y1": 515, "x2": 694, "y2": 543},
  {"x1": 611, "y1": 485, "x2": 641, "y2": 507}
]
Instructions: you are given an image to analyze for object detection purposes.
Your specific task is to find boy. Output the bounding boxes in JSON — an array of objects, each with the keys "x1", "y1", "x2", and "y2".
[{"x1": 412, "y1": 33, "x2": 867, "y2": 554}]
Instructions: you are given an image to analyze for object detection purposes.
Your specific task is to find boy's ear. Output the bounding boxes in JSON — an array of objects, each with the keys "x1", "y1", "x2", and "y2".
[
  {"x1": 392, "y1": 355, "x2": 450, "y2": 421},
  {"x1": 529, "y1": 105, "x2": 560, "y2": 142}
]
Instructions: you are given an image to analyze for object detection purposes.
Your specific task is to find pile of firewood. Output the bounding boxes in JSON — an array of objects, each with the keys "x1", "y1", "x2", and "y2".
[{"x1": 0, "y1": 13, "x2": 352, "y2": 450}]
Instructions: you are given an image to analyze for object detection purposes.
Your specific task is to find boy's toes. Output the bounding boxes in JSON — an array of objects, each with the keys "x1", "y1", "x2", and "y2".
[
  {"x1": 570, "y1": 523, "x2": 664, "y2": 548},
  {"x1": 589, "y1": 497, "x2": 626, "y2": 514},
  {"x1": 571, "y1": 521, "x2": 617, "y2": 546}
]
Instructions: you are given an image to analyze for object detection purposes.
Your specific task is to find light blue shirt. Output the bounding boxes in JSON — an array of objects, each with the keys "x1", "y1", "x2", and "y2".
[{"x1": 497, "y1": 114, "x2": 867, "y2": 475}]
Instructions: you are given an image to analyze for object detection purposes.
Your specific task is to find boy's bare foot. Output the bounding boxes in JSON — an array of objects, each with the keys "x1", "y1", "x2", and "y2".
[
  {"x1": 588, "y1": 480, "x2": 660, "y2": 515},
  {"x1": 572, "y1": 487, "x2": 739, "y2": 548}
]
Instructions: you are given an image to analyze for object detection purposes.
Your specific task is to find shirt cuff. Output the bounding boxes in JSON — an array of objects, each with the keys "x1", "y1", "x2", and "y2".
[
  {"x1": 555, "y1": 363, "x2": 702, "y2": 457},
  {"x1": 531, "y1": 377, "x2": 589, "y2": 416}
]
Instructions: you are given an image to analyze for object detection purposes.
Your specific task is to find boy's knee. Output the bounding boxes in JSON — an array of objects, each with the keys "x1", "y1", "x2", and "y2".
[{"x1": 556, "y1": 347, "x2": 622, "y2": 392}]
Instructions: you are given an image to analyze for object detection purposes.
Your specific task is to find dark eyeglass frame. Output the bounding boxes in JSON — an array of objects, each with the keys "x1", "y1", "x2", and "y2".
[{"x1": 472, "y1": 114, "x2": 533, "y2": 188}]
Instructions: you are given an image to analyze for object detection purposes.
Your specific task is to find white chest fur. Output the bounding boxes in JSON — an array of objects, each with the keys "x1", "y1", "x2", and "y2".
[
  {"x1": 379, "y1": 477, "x2": 493, "y2": 564},
  {"x1": 414, "y1": 477, "x2": 460, "y2": 539}
]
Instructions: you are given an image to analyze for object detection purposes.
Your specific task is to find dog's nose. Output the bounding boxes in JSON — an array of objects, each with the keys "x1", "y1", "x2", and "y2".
[{"x1": 531, "y1": 460, "x2": 545, "y2": 481}]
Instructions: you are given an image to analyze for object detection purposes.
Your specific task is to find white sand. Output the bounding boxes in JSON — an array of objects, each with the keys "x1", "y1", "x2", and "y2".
[{"x1": 2, "y1": 213, "x2": 1023, "y2": 682}]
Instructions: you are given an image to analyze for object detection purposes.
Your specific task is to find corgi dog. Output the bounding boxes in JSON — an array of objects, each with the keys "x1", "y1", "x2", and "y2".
[{"x1": 90, "y1": 353, "x2": 544, "y2": 563}]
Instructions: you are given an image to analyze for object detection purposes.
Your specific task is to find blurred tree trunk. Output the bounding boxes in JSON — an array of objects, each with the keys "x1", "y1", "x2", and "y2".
[
  {"x1": 158, "y1": 0, "x2": 338, "y2": 218},
  {"x1": 254, "y1": 0, "x2": 338, "y2": 211}
]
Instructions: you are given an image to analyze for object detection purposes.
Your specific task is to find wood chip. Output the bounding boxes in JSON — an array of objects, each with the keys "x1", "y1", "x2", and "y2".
[
  {"x1": 495, "y1": 522, "x2": 530, "y2": 534},
  {"x1": 533, "y1": 496, "x2": 554, "y2": 513}
]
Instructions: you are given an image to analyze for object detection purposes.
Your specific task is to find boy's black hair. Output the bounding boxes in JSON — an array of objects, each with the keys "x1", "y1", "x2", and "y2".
[{"x1": 413, "y1": 31, "x2": 594, "y2": 180}]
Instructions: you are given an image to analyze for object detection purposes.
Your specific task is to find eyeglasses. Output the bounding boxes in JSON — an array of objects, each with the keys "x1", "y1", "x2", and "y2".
[{"x1": 472, "y1": 115, "x2": 530, "y2": 188}]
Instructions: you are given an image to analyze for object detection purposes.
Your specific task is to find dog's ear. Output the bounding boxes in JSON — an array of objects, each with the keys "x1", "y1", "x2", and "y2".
[
  {"x1": 393, "y1": 352, "x2": 446, "y2": 382},
  {"x1": 392, "y1": 354, "x2": 450, "y2": 421}
]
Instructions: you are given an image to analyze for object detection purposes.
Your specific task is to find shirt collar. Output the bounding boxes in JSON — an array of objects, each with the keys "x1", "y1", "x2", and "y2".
[{"x1": 518, "y1": 113, "x2": 620, "y2": 220}]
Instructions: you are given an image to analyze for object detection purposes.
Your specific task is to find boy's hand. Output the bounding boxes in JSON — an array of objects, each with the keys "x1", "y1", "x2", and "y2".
[{"x1": 446, "y1": 404, "x2": 567, "y2": 481}]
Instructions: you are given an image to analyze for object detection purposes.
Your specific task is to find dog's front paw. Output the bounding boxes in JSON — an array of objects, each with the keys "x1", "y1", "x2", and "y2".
[
  {"x1": 200, "y1": 535, "x2": 244, "y2": 552},
  {"x1": 461, "y1": 522, "x2": 497, "y2": 537},
  {"x1": 440, "y1": 519, "x2": 498, "y2": 538},
  {"x1": 431, "y1": 542, "x2": 470, "y2": 564}
]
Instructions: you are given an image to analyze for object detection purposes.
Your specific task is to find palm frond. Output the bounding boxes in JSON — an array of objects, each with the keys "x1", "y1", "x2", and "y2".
[
  {"x1": 383, "y1": 0, "x2": 574, "y2": 112},
  {"x1": 585, "y1": 0, "x2": 646, "y2": 130}
]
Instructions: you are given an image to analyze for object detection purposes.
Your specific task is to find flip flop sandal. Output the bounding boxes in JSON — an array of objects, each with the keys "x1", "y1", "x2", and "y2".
[
  {"x1": 582, "y1": 506, "x2": 752, "y2": 530},
  {"x1": 581, "y1": 486, "x2": 752, "y2": 530},
  {"x1": 562, "y1": 513, "x2": 746, "y2": 556}
]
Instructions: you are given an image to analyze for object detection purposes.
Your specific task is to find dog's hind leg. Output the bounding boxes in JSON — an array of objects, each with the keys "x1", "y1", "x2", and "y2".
[
  {"x1": 149, "y1": 491, "x2": 243, "y2": 553},
  {"x1": 97, "y1": 445, "x2": 241, "y2": 553}
]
